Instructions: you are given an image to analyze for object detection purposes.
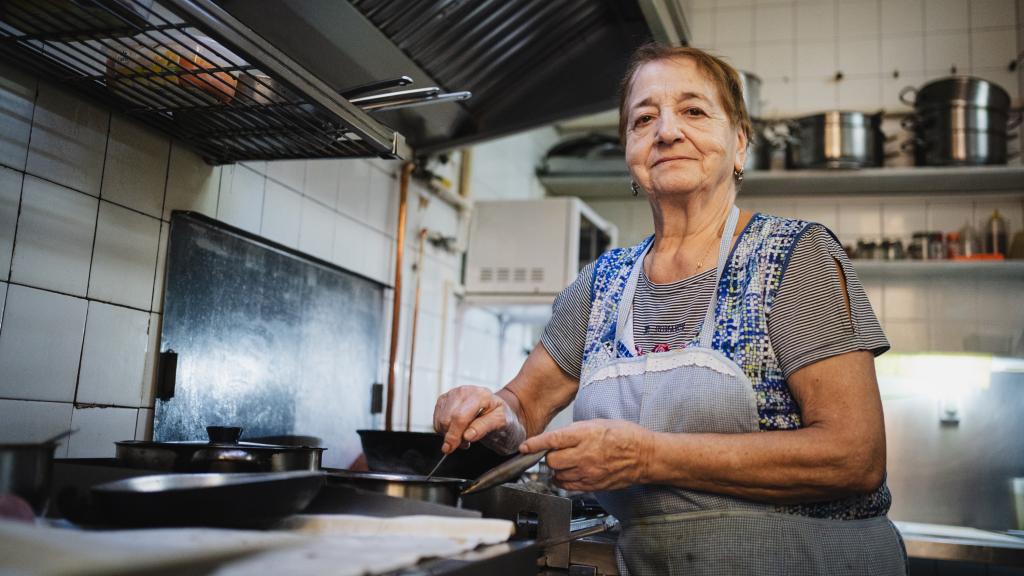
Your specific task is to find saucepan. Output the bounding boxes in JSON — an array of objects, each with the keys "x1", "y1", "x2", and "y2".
[
  {"x1": 327, "y1": 449, "x2": 549, "y2": 507},
  {"x1": 356, "y1": 429, "x2": 513, "y2": 478},
  {"x1": 0, "y1": 430, "x2": 74, "y2": 516}
]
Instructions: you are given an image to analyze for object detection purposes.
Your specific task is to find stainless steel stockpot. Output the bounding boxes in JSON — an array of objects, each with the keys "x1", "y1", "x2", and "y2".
[
  {"x1": 899, "y1": 76, "x2": 1019, "y2": 166},
  {"x1": 785, "y1": 111, "x2": 885, "y2": 169},
  {"x1": 738, "y1": 71, "x2": 762, "y2": 119}
]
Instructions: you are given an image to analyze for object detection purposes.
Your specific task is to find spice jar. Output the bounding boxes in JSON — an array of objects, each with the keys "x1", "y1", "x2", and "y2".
[
  {"x1": 946, "y1": 231, "x2": 962, "y2": 259},
  {"x1": 928, "y1": 232, "x2": 945, "y2": 260},
  {"x1": 959, "y1": 222, "x2": 980, "y2": 257}
]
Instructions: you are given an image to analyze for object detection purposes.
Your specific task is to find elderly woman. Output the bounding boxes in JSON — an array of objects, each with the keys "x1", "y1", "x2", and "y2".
[{"x1": 434, "y1": 44, "x2": 906, "y2": 575}]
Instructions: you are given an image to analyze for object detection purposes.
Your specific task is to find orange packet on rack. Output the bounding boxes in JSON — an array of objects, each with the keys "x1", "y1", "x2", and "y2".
[{"x1": 951, "y1": 254, "x2": 1005, "y2": 261}]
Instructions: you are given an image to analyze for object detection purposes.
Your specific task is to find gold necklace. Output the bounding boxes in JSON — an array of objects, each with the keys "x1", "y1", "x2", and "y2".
[{"x1": 693, "y1": 218, "x2": 727, "y2": 273}]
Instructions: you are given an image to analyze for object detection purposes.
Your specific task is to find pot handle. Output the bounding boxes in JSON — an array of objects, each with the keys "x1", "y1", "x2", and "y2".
[
  {"x1": 1008, "y1": 111, "x2": 1022, "y2": 131},
  {"x1": 900, "y1": 137, "x2": 926, "y2": 153},
  {"x1": 898, "y1": 86, "x2": 917, "y2": 107}
]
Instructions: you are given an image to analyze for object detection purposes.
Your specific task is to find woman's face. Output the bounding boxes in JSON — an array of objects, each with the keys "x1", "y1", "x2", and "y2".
[{"x1": 624, "y1": 58, "x2": 746, "y2": 198}]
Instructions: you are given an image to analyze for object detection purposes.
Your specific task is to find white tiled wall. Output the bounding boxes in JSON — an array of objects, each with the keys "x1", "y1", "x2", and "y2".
[
  {"x1": 0, "y1": 61, "x2": 541, "y2": 450},
  {"x1": 689, "y1": 0, "x2": 1023, "y2": 116}
]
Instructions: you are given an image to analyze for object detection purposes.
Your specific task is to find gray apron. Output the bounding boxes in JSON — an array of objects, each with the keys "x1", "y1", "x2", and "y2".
[{"x1": 574, "y1": 206, "x2": 907, "y2": 576}]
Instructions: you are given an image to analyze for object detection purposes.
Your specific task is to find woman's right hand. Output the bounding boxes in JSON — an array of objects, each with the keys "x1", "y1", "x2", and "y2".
[{"x1": 432, "y1": 385, "x2": 525, "y2": 455}]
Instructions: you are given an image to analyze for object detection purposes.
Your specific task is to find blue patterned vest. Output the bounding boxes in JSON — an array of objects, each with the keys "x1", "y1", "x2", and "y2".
[{"x1": 580, "y1": 213, "x2": 891, "y2": 520}]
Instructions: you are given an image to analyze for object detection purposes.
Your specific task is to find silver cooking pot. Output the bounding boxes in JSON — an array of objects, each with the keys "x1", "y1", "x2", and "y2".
[
  {"x1": 785, "y1": 111, "x2": 885, "y2": 169},
  {"x1": 899, "y1": 76, "x2": 1020, "y2": 166},
  {"x1": 115, "y1": 426, "x2": 324, "y2": 473}
]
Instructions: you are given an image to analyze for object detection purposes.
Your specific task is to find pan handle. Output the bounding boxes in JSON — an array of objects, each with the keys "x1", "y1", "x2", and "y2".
[{"x1": 156, "y1": 349, "x2": 177, "y2": 401}]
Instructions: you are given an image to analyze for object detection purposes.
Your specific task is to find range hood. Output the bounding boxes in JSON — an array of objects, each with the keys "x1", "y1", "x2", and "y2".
[{"x1": 213, "y1": 0, "x2": 688, "y2": 155}]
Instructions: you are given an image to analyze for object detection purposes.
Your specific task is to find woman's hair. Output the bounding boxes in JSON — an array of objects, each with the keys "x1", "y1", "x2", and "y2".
[{"x1": 617, "y1": 43, "x2": 752, "y2": 146}]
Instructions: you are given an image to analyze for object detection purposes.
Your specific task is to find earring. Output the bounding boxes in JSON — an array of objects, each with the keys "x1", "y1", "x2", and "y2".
[
  {"x1": 733, "y1": 168, "x2": 744, "y2": 182},
  {"x1": 630, "y1": 181, "x2": 640, "y2": 197}
]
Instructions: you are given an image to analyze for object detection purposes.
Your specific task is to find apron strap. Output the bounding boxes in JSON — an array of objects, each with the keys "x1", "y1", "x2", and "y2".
[{"x1": 696, "y1": 205, "x2": 740, "y2": 349}]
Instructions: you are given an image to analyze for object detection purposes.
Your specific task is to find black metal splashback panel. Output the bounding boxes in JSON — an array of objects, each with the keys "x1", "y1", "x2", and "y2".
[
  {"x1": 157, "y1": 212, "x2": 384, "y2": 469},
  {"x1": 0, "y1": 0, "x2": 404, "y2": 163}
]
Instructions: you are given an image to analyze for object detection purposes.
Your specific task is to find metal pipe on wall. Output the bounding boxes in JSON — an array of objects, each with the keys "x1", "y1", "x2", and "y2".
[
  {"x1": 405, "y1": 227, "x2": 428, "y2": 432},
  {"x1": 386, "y1": 162, "x2": 415, "y2": 431}
]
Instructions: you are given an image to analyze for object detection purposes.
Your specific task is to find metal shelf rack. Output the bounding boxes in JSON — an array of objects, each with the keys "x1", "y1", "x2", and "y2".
[{"x1": 0, "y1": 0, "x2": 410, "y2": 164}]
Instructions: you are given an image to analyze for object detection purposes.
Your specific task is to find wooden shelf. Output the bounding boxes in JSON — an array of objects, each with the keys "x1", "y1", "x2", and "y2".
[
  {"x1": 540, "y1": 166, "x2": 1024, "y2": 199},
  {"x1": 852, "y1": 260, "x2": 1024, "y2": 279}
]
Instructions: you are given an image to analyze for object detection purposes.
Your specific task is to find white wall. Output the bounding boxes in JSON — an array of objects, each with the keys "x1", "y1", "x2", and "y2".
[{"x1": 0, "y1": 60, "x2": 553, "y2": 454}]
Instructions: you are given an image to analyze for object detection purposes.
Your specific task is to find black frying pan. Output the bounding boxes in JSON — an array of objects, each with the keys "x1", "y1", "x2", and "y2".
[
  {"x1": 71, "y1": 471, "x2": 324, "y2": 528},
  {"x1": 356, "y1": 430, "x2": 513, "y2": 479}
]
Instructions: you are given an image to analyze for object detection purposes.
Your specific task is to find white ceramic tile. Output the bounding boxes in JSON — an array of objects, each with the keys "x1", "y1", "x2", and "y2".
[
  {"x1": 970, "y1": 0, "x2": 1017, "y2": 28},
  {"x1": 925, "y1": 0, "x2": 969, "y2": 32},
  {"x1": 0, "y1": 399, "x2": 73, "y2": 456},
  {"x1": 838, "y1": 38, "x2": 881, "y2": 76},
  {"x1": 164, "y1": 142, "x2": 220, "y2": 220},
  {"x1": 304, "y1": 160, "x2": 341, "y2": 210},
  {"x1": 796, "y1": 2, "x2": 836, "y2": 41},
  {"x1": 838, "y1": 76, "x2": 881, "y2": 108},
  {"x1": 796, "y1": 41, "x2": 838, "y2": 79},
  {"x1": 881, "y1": 202, "x2": 927, "y2": 238},
  {"x1": 76, "y1": 302, "x2": 149, "y2": 407},
  {"x1": 795, "y1": 202, "x2": 840, "y2": 230},
  {"x1": 217, "y1": 164, "x2": 265, "y2": 234},
  {"x1": 89, "y1": 201, "x2": 160, "y2": 310},
  {"x1": 0, "y1": 167, "x2": 21, "y2": 279},
  {"x1": 298, "y1": 196, "x2": 335, "y2": 262},
  {"x1": 883, "y1": 319, "x2": 929, "y2": 352},
  {"x1": 717, "y1": 0, "x2": 753, "y2": 7},
  {"x1": 689, "y1": 9, "x2": 715, "y2": 47},
  {"x1": 0, "y1": 62, "x2": 36, "y2": 171},
  {"x1": 140, "y1": 313, "x2": 161, "y2": 408},
  {"x1": 883, "y1": 280, "x2": 930, "y2": 320},
  {"x1": 881, "y1": 35, "x2": 925, "y2": 76},
  {"x1": 929, "y1": 321, "x2": 969, "y2": 352},
  {"x1": 100, "y1": 115, "x2": 169, "y2": 218},
  {"x1": 25, "y1": 83, "x2": 108, "y2": 197},
  {"x1": 0, "y1": 281, "x2": 5, "y2": 328},
  {"x1": 151, "y1": 221, "x2": 169, "y2": 313},
  {"x1": 717, "y1": 43, "x2": 755, "y2": 73},
  {"x1": 266, "y1": 159, "x2": 305, "y2": 192},
  {"x1": 881, "y1": 0, "x2": 924, "y2": 35},
  {"x1": 927, "y1": 278, "x2": 978, "y2": 321},
  {"x1": 11, "y1": 176, "x2": 97, "y2": 296},
  {"x1": 136, "y1": 407, "x2": 153, "y2": 440},
  {"x1": 365, "y1": 168, "x2": 398, "y2": 236},
  {"x1": 837, "y1": 0, "x2": 880, "y2": 38},
  {"x1": 978, "y1": 279, "x2": 1024, "y2": 327},
  {"x1": 0, "y1": 284, "x2": 87, "y2": 402},
  {"x1": 924, "y1": 32, "x2": 971, "y2": 74},
  {"x1": 755, "y1": 4, "x2": 795, "y2": 42},
  {"x1": 837, "y1": 201, "x2": 882, "y2": 236},
  {"x1": 754, "y1": 42, "x2": 796, "y2": 80},
  {"x1": 926, "y1": 200, "x2": 974, "y2": 232},
  {"x1": 240, "y1": 160, "x2": 266, "y2": 175},
  {"x1": 261, "y1": 179, "x2": 302, "y2": 249},
  {"x1": 68, "y1": 406, "x2": 138, "y2": 458},
  {"x1": 363, "y1": 228, "x2": 393, "y2": 285},
  {"x1": 715, "y1": 7, "x2": 755, "y2": 42},
  {"x1": 331, "y1": 213, "x2": 366, "y2": 274},
  {"x1": 970, "y1": 28, "x2": 1019, "y2": 69},
  {"x1": 337, "y1": 159, "x2": 370, "y2": 220}
]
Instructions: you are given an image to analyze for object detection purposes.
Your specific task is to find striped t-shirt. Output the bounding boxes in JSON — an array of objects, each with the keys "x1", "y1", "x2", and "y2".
[{"x1": 541, "y1": 224, "x2": 889, "y2": 380}]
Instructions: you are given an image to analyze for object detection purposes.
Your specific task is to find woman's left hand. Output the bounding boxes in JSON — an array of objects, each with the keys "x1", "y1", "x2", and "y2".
[{"x1": 520, "y1": 419, "x2": 653, "y2": 491}]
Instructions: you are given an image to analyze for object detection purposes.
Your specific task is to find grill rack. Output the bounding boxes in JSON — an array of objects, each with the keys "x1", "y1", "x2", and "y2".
[{"x1": 0, "y1": 0, "x2": 408, "y2": 164}]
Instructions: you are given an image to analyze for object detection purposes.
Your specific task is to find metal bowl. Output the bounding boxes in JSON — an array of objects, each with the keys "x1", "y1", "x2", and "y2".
[{"x1": 0, "y1": 442, "x2": 57, "y2": 515}]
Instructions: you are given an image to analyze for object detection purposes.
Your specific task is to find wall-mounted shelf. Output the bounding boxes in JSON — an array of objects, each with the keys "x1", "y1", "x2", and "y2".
[
  {"x1": 0, "y1": 0, "x2": 409, "y2": 164},
  {"x1": 852, "y1": 260, "x2": 1024, "y2": 279},
  {"x1": 540, "y1": 166, "x2": 1024, "y2": 199}
]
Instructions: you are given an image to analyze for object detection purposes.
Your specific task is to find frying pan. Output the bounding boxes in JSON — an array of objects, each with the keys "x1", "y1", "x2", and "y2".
[
  {"x1": 79, "y1": 471, "x2": 324, "y2": 528},
  {"x1": 356, "y1": 430, "x2": 513, "y2": 478},
  {"x1": 326, "y1": 450, "x2": 549, "y2": 507}
]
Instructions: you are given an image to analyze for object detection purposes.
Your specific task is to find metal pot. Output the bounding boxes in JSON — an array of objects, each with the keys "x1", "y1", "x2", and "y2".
[
  {"x1": 745, "y1": 120, "x2": 781, "y2": 171},
  {"x1": 899, "y1": 76, "x2": 1019, "y2": 166},
  {"x1": 327, "y1": 471, "x2": 468, "y2": 507},
  {"x1": 0, "y1": 442, "x2": 57, "y2": 515},
  {"x1": 785, "y1": 111, "x2": 884, "y2": 169},
  {"x1": 738, "y1": 71, "x2": 762, "y2": 119},
  {"x1": 357, "y1": 429, "x2": 512, "y2": 479},
  {"x1": 115, "y1": 426, "x2": 325, "y2": 473}
]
